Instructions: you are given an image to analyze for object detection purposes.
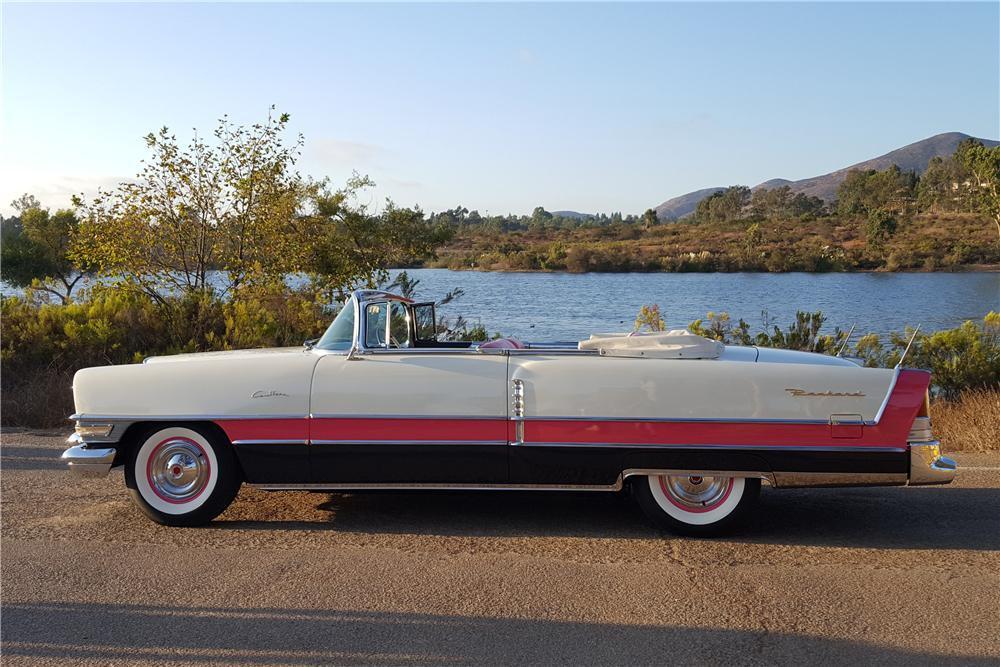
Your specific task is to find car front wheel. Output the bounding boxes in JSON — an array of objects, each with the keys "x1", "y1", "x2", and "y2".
[
  {"x1": 633, "y1": 473, "x2": 760, "y2": 536},
  {"x1": 125, "y1": 424, "x2": 241, "y2": 527}
]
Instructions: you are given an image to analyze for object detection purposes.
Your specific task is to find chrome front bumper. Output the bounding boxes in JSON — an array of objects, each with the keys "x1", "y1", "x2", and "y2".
[
  {"x1": 62, "y1": 434, "x2": 116, "y2": 478},
  {"x1": 909, "y1": 441, "x2": 957, "y2": 485}
]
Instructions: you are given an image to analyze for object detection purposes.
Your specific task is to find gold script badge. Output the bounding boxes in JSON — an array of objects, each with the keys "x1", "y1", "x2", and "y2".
[{"x1": 785, "y1": 388, "x2": 866, "y2": 398}]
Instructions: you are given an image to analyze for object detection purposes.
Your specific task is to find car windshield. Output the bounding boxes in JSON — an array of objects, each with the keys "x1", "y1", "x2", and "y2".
[{"x1": 315, "y1": 300, "x2": 356, "y2": 350}]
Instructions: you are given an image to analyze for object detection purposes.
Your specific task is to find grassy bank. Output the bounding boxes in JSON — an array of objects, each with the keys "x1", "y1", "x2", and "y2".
[
  {"x1": 931, "y1": 389, "x2": 1000, "y2": 452},
  {"x1": 426, "y1": 212, "x2": 1000, "y2": 273}
]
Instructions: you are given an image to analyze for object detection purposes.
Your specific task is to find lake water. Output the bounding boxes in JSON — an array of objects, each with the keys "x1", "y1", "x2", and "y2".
[
  {"x1": 4, "y1": 270, "x2": 998, "y2": 342},
  {"x1": 391, "y1": 270, "x2": 1000, "y2": 342}
]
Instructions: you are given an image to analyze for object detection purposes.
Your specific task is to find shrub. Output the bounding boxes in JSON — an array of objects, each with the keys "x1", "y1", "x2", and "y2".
[
  {"x1": 687, "y1": 308, "x2": 999, "y2": 398},
  {"x1": 853, "y1": 313, "x2": 1000, "y2": 398},
  {"x1": 1, "y1": 287, "x2": 330, "y2": 427},
  {"x1": 689, "y1": 310, "x2": 844, "y2": 353}
]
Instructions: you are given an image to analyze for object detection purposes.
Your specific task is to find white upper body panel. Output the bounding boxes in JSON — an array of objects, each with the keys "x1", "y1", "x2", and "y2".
[
  {"x1": 509, "y1": 350, "x2": 893, "y2": 422},
  {"x1": 72, "y1": 339, "x2": 891, "y2": 425},
  {"x1": 310, "y1": 352, "x2": 509, "y2": 417},
  {"x1": 73, "y1": 348, "x2": 321, "y2": 418}
]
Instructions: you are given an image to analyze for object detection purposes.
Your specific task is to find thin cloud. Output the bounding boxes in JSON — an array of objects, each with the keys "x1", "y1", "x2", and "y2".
[
  {"x1": 0, "y1": 167, "x2": 130, "y2": 215},
  {"x1": 382, "y1": 177, "x2": 422, "y2": 190},
  {"x1": 306, "y1": 138, "x2": 386, "y2": 169}
]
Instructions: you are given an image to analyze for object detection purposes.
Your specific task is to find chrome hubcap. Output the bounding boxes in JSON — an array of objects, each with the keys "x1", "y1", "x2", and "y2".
[
  {"x1": 662, "y1": 475, "x2": 731, "y2": 509},
  {"x1": 149, "y1": 439, "x2": 208, "y2": 502}
]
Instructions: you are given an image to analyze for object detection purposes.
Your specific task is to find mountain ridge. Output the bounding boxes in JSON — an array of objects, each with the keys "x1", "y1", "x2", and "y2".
[{"x1": 654, "y1": 132, "x2": 1000, "y2": 220}]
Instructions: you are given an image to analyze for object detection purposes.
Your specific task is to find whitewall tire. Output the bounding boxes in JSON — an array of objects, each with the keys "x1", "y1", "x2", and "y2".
[
  {"x1": 633, "y1": 473, "x2": 760, "y2": 536},
  {"x1": 125, "y1": 424, "x2": 242, "y2": 526}
]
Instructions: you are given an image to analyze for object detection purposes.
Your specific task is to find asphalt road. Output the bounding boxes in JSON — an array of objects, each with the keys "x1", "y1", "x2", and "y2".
[{"x1": 2, "y1": 431, "x2": 999, "y2": 666}]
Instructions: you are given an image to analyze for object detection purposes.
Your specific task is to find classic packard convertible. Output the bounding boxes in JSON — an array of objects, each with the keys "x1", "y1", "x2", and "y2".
[{"x1": 63, "y1": 289, "x2": 956, "y2": 535}]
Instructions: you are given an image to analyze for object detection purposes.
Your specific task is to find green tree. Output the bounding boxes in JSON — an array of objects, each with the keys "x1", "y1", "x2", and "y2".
[
  {"x1": 837, "y1": 166, "x2": 917, "y2": 218},
  {"x1": 531, "y1": 206, "x2": 553, "y2": 225},
  {"x1": 306, "y1": 175, "x2": 453, "y2": 298},
  {"x1": 917, "y1": 155, "x2": 969, "y2": 212},
  {"x1": 742, "y1": 222, "x2": 763, "y2": 266},
  {"x1": 640, "y1": 208, "x2": 659, "y2": 230},
  {"x1": 956, "y1": 139, "x2": 1000, "y2": 240},
  {"x1": 696, "y1": 186, "x2": 751, "y2": 223},
  {"x1": 0, "y1": 197, "x2": 88, "y2": 303},
  {"x1": 73, "y1": 108, "x2": 313, "y2": 302},
  {"x1": 866, "y1": 207, "x2": 898, "y2": 256}
]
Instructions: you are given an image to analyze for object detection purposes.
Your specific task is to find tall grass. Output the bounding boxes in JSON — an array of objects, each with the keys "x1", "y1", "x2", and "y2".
[{"x1": 931, "y1": 389, "x2": 1000, "y2": 453}]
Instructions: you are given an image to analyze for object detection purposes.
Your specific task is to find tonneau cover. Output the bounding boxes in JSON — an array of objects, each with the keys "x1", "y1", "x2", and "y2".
[{"x1": 578, "y1": 330, "x2": 724, "y2": 359}]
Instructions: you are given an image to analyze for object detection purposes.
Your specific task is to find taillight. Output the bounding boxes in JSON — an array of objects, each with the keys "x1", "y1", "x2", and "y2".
[
  {"x1": 908, "y1": 417, "x2": 933, "y2": 443},
  {"x1": 917, "y1": 390, "x2": 931, "y2": 419},
  {"x1": 908, "y1": 391, "x2": 933, "y2": 443}
]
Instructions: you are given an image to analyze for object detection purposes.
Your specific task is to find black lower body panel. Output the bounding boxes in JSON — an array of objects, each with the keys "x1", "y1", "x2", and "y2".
[
  {"x1": 308, "y1": 444, "x2": 508, "y2": 483},
  {"x1": 234, "y1": 443, "x2": 311, "y2": 484},
  {"x1": 237, "y1": 442, "x2": 908, "y2": 487},
  {"x1": 509, "y1": 446, "x2": 908, "y2": 486}
]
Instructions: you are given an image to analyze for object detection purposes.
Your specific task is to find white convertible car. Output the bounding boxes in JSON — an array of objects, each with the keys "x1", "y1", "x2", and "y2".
[{"x1": 63, "y1": 289, "x2": 956, "y2": 535}]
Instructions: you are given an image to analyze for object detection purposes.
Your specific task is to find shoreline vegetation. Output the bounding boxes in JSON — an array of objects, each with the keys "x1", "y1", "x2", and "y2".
[
  {"x1": 1, "y1": 110, "x2": 997, "y2": 440},
  {"x1": 2, "y1": 282, "x2": 998, "y2": 430},
  {"x1": 411, "y1": 263, "x2": 1000, "y2": 275},
  {"x1": 418, "y1": 209, "x2": 999, "y2": 274}
]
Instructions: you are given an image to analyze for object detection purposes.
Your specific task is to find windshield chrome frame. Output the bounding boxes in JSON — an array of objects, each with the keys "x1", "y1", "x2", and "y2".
[
  {"x1": 353, "y1": 289, "x2": 415, "y2": 353},
  {"x1": 344, "y1": 288, "x2": 583, "y2": 356}
]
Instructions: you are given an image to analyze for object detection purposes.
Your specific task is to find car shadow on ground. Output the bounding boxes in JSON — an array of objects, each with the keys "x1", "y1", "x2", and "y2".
[
  {"x1": 1, "y1": 602, "x2": 992, "y2": 665},
  {"x1": 220, "y1": 485, "x2": 1000, "y2": 551}
]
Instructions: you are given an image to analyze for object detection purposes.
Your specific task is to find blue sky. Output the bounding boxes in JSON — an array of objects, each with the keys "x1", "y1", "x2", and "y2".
[{"x1": 2, "y1": 2, "x2": 998, "y2": 217}]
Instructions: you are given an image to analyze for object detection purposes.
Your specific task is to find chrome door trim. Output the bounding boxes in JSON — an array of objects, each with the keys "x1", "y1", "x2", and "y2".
[
  {"x1": 512, "y1": 415, "x2": 833, "y2": 425},
  {"x1": 250, "y1": 481, "x2": 624, "y2": 492},
  {"x1": 232, "y1": 439, "x2": 309, "y2": 446},
  {"x1": 309, "y1": 439, "x2": 508, "y2": 446},
  {"x1": 309, "y1": 413, "x2": 505, "y2": 420},
  {"x1": 514, "y1": 442, "x2": 907, "y2": 453},
  {"x1": 70, "y1": 413, "x2": 307, "y2": 422}
]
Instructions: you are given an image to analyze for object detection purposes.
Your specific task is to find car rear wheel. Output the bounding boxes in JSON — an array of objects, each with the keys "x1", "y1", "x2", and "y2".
[
  {"x1": 125, "y1": 424, "x2": 242, "y2": 527},
  {"x1": 633, "y1": 473, "x2": 760, "y2": 536}
]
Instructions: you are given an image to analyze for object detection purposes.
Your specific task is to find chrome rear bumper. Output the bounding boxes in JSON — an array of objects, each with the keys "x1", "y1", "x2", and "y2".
[
  {"x1": 62, "y1": 435, "x2": 116, "y2": 478},
  {"x1": 909, "y1": 441, "x2": 957, "y2": 485}
]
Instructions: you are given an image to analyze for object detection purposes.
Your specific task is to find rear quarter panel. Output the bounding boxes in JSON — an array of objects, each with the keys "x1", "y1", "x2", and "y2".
[{"x1": 509, "y1": 355, "x2": 895, "y2": 423}]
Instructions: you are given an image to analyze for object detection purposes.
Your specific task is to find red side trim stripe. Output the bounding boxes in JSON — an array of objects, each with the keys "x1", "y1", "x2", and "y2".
[
  {"x1": 216, "y1": 418, "x2": 309, "y2": 442},
  {"x1": 310, "y1": 418, "x2": 508, "y2": 442}
]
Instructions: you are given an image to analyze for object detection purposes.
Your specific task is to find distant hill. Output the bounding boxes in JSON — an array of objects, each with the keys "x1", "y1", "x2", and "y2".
[
  {"x1": 551, "y1": 210, "x2": 591, "y2": 219},
  {"x1": 754, "y1": 178, "x2": 793, "y2": 190},
  {"x1": 654, "y1": 132, "x2": 1000, "y2": 219},
  {"x1": 654, "y1": 187, "x2": 726, "y2": 220}
]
